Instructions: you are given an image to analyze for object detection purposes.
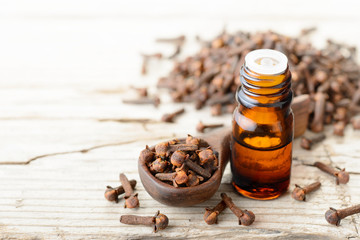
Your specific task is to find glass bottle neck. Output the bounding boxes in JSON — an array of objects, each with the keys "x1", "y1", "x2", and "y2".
[{"x1": 237, "y1": 66, "x2": 293, "y2": 109}]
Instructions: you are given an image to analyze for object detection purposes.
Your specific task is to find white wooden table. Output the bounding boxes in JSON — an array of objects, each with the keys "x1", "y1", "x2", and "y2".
[{"x1": 1, "y1": 1, "x2": 360, "y2": 239}]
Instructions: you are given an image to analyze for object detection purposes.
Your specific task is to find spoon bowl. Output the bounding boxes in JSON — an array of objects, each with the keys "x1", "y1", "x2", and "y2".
[{"x1": 138, "y1": 128, "x2": 231, "y2": 207}]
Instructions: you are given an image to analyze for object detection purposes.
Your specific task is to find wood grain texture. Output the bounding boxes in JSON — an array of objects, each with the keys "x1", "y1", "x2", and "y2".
[{"x1": 0, "y1": 0, "x2": 360, "y2": 239}]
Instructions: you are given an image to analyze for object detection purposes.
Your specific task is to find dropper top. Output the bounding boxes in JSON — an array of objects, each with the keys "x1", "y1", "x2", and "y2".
[{"x1": 245, "y1": 49, "x2": 288, "y2": 75}]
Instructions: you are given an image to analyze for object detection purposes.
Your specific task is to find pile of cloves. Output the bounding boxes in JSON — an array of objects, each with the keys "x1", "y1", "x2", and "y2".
[
  {"x1": 139, "y1": 134, "x2": 219, "y2": 187},
  {"x1": 153, "y1": 29, "x2": 360, "y2": 136}
]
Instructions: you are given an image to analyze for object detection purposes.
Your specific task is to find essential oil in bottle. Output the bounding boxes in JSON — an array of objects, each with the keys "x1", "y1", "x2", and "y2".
[{"x1": 231, "y1": 49, "x2": 293, "y2": 200}]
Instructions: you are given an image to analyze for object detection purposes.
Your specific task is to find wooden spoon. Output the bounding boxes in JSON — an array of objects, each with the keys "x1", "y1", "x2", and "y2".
[{"x1": 138, "y1": 128, "x2": 231, "y2": 207}]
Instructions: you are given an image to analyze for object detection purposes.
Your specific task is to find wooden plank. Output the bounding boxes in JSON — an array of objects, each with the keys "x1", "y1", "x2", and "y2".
[{"x1": 0, "y1": 135, "x2": 359, "y2": 239}]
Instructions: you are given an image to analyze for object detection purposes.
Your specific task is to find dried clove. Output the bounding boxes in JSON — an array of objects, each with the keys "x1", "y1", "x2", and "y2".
[
  {"x1": 119, "y1": 173, "x2": 139, "y2": 208},
  {"x1": 156, "y1": 35, "x2": 185, "y2": 59},
  {"x1": 291, "y1": 181, "x2": 321, "y2": 201},
  {"x1": 150, "y1": 158, "x2": 169, "y2": 173},
  {"x1": 156, "y1": 163, "x2": 188, "y2": 184},
  {"x1": 161, "y1": 108, "x2": 185, "y2": 123},
  {"x1": 300, "y1": 133, "x2": 326, "y2": 150},
  {"x1": 211, "y1": 103, "x2": 222, "y2": 116},
  {"x1": 185, "y1": 134, "x2": 200, "y2": 146},
  {"x1": 334, "y1": 107, "x2": 348, "y2": 122},
  {"x1": 186, "y1": 170, "x2": 204, "y2": 187},
  {"x1": 131, "y1": 86, "x2": 148, "y2": 97},
  {"x1": 174, "y1": 164, "x2": 189, "y2": 185},
  {"x1": 221, "y1": 193, "x2": 255, "y2": 226},
  {"x1": 325, "y1": 204, "x2": 360, "y2": 226},
  {"x1": 196, "y1": 121, "x2": 224, "y2": 133},
  {"x1": 203, "y1": 200, "x2": 227, "y2": 225},
  {"x1": 120, "y1": 210, "x2": 169, "y2": 232},
  {"x1": 98, "y1": 118, "x2": 159, "y2": 124},
  {"x1": 139, "y1": 145, "x2": 155, "y2": 164},
  {"x1": 170, "y1": 150, "x2": 187, "y2": 167},
  {"x1": 155, "y1": 164, "x2": 188, "y2": 187},
  {"x1": 170, "y1": 152, "x2": 211, "y2": 178},
  {"x1": 141, "y1": 53, "x2": 162, "y2": 75},
  {"x1": 168, "y1": 138, "x2": 179, "y2": 145},
  {"x1": 104, "y1": 180, "x2": 137, "y2": 203},
  {"x1": 333, "y1": 121, "x2": 346, "y2": 136},
  {"x1": 155, "y1": 142, "x2": 198, "y2": 158},
  {"x1": 351, "y1": 115, "x2": 360, "y2": 129},
  {"x1": 197, "y1": 148, "x2": 216, "y2": 166},
  {"x1": 314, "y1": 161, "x2": 350, "y2": 185},
  {"x1": 156, "y1": 35, "x2": 185, "y2": 45},
  {"x1": 311, "y1": 92, "x2": 327, "y2": 132},
  {"x1": 184, "y1": 155, "x2": 212, "y2": 179},
  {"x1": 123, "y1": 96, "x2": 161, "y2": 107},
  {"x1": 206, "y1": 92, "x2": 235, "y2": 106}
]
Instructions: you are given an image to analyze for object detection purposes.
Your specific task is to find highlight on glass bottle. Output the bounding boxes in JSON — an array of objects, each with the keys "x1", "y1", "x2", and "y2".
[{"x1": 231, "y1": 49, "x2": 294, "y2": 200}]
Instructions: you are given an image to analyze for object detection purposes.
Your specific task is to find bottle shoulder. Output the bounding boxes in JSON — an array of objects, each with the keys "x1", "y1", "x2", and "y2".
[
  {"x1": 233, "y1": 105, "x2": 294, "y2": 129},
  {"x1": 232, "y1": 106, "x2": 294, "y2": 149}
]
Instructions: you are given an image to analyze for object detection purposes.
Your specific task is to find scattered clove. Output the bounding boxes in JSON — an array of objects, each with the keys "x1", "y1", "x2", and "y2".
[
  {"x1": 221, "y1": 193, "x2": 255, "y2": 226},
  {"x1": 325, "y1": 204, "x2": 360, "y2": 226},
  {"x1": 203, "y1": 200, "x2": 227, "y2": 225},
  {"x1": 131, "y1": 86, "x2": 148, "y2": 97},
  {"x1": 141, "y1": 53, "x2": 162, "y2": 75},
  {"x1": 161, "y1": 108, "x2": 185, "y2": 123},
  {"x1": 119, "y1": 173, "x2": 139, "y2": 208},
  {"x1": 156, "y1": 35, "x2": 185, "y2": 59},
  {"x1": 196, "y1": 121, "x2": 224, "y2": 133},
  {"x1": 314, "y1": 161, "x2": 350, "y2": 185},
  {"x1": 123, "y1": 96, "x2": 161, "y2": 107},
  {"x1": 120, "y1": 210, "x2": 169, "y2": 232},
  {"x1": 291, "y1": 181, "x2": 321, "y2": 201},
  {"x1": 300, "y1": 133, "x2": 326, "y2": 150},
  {"x1": 156, "y1": 35, "x2": 185, "y2": 45},
  {"x1": 104, "y1": 180, "x2": 137, "y2": 203},
  {"x1": 98, "y1": 118, "x2": 159, "y2": 124},
  {"x1": 351, "y1": 115, "x2": 360, "y2": 129}
]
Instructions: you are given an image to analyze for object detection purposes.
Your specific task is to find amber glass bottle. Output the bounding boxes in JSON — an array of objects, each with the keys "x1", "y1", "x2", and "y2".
[{"x1": 231, "y1": 49, "x2": 293, "y2": 200}]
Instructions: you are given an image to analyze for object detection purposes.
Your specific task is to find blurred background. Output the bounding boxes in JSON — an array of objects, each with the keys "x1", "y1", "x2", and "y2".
[{"x1": 1, "y1": 0, "x2": 359, "y2": 89}]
